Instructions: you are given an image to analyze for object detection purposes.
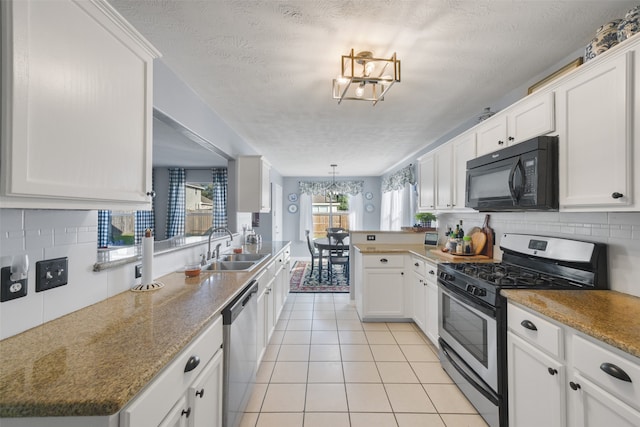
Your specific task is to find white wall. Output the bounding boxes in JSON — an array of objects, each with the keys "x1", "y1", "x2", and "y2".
[
  {"x1": 437, "y1": 211, "x2": 640, "y2": 298},
  {"x1": 0, "y1": 209, "x2": 224, "y2": 339}
]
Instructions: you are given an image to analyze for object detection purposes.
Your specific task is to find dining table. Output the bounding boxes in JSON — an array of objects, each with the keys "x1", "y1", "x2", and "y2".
[{"x1": 313, "y1": 235, "x2": 350, "y2": 278}]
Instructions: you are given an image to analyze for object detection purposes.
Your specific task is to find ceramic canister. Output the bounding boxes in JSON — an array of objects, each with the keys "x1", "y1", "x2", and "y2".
[
  {"x1": 585, "y1": 19, "x2": 622, "y2": 62},
  {"x1": 617, "y1": 5, "x2": 640, "y2": 43}
]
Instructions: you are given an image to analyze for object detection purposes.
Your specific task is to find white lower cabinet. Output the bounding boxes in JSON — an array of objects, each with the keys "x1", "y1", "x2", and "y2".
[
  {"x1": 411, "y1": 257, "x2": 427, "y2": 332},
  {"x1": 507, "y1": 302, "x2": 640, "y2": 427},
  {"x1": 507, "y1": 332, "x2": 566, "y2": 427},
  {"x1": 424, "y1": 262, "x2": 439, "y2": 347},
  {"x1": 356, "y1": 254, "x2": 408, "y2": 320},
  {"x1": 120, "y1": 316, "x2": 223, "y2": 427}
]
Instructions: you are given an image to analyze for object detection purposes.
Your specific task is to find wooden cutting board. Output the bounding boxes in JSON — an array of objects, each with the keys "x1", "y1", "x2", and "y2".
[
  {"x1": 471, "y1": 231, "x2": 487, "y2": 255},
  {"x1": 482, "y1": 214, "x2": 495, "y2": 258},
  {"x1": 430, "y1": 249, "x2": 490, "y2": 261}
]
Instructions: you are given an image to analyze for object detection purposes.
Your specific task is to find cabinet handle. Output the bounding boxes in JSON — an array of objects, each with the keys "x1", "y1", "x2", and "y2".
[
  {"x1": 181, "y1": 407, "x2": 191, "y2": 418},
  {"x1": 600, "y1": 362, "x2": 632, "y2": 382},
  {"x1": 146, "y1": 191, "x2": 156, "y2": 198},
  {"x1": 414, "y1": 262, "x2": 420, "y2": 267},
  {"x1": 196, "y1": 388, "x2": 205, "y2": 398},
  {"x1": 380, "y1": 258, "x2": 388, "y2": 263},
  {"x1": 429, "y1": 270, "x2": 435, "y2": 275},
  {"x1": 569, "y1": 381, "x2": 581, "y2": 391},
  {"x1": 612, "y1": 192, "x2": 624, "y2": 199},
  {"x1": 548, "y1": 367, "x2": 558, "y2": 376},
  {"x1": 184, "y1": 355, "x2": 201, "y2": 373},
  {"x1": 508, "y1": 136, "x2": 514, "y2": 141},
  {"x1": 498, "y1": 140, "x2": 504, "y2": 145},
  {"x1": 520, "y1": 320, "x2": 538, "y2": 331}
]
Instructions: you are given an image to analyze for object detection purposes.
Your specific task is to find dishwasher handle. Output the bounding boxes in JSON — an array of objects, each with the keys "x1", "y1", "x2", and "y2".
[{"x1": 223, "y1": 280, "x2": 258, "y2": 325}]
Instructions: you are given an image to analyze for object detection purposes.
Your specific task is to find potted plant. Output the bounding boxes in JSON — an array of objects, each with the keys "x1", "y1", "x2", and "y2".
[{"x1": 415, "y1": 212, "x2": 437, "y2": 228}]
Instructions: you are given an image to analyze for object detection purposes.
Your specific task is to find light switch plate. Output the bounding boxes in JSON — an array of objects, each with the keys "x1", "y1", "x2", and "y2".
[{"x1": 36, "y1": 257, "x2": 68, "y2": 292}]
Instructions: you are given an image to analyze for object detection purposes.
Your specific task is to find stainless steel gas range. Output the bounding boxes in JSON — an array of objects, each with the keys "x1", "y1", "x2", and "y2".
[{"x1": 437, "y1": 233, "x2": 608, "y2": 427}]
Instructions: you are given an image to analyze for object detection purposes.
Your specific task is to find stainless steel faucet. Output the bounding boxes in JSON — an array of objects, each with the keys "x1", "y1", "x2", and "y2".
[{"x1": 206, "y1": 227, "x2": 234, "y2": 260}]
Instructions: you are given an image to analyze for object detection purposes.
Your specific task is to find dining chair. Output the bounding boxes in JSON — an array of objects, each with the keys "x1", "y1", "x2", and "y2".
[
  {"x1": 305, "y1": 230, "x2": 320, "y2": 274},
  {"x1": 326, "y1": 227, "x2": 347, "y2": 234},
  {"x1": 327, "y1": 231, "x2": 348, "y2": 245},
  {"x1": 328, "y1": 237, "x2": 349, "y2": 285}
]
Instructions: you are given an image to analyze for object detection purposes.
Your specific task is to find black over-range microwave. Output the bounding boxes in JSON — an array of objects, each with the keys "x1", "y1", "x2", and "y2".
[{"x1": 465, "y1": 135, "x2": 558, "y2": 211}]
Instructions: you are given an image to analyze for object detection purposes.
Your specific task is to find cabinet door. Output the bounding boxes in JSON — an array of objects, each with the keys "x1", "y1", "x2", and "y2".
[
  {"x1": 412, "y1": 271, "x2": 426, "y2": 333},
  {"x1": 507, "y1": 91, "x2": 555, "y2": 145},
  {"x1": 418, "y1": 154, "x2": 435, "y2": 210},
  {"x1": 476, "y1": 114, "x2": 507, "y2": 156},
  {"x1": 261, "y1": 162, "x2": 271, "y2": 212},
  {"x1": 257, "y1": 289, "x2": 267, "y2": 364},
  {"x1": 557, "y1": 53, "x2": 632, "y2": 209},
  {"x1": 159, "y1": 395, "x2": 190, "y2": 427},
  {"x1": 265, "y1": 277, "x2": 276, "y2": 342},
  {"x1": 425, "y1": 278, "x2": 439, "y2": 347},
  {"x1": 435, "y1": 144, "x2": 453, "y2": 210},
  {"x1": 0, "y1": 0, "x2": 157, "y2": 209},
  {"x1": 363, "y1": 269, "x2": 405, "y2": 317},
  {"x1": 189, "y1": 350, "x2": 224, "y2": 427},
  {"x1": 451, "y1": 132, "x2": 476, "y2": 210},
  {"x1": 507, "y1": 332, "x2": 566, "y2": 427},
  {"x1": 569, "y1": 373, "x2": 640, "y2": 427}
]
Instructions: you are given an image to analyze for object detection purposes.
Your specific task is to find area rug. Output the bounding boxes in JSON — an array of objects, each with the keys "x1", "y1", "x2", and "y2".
[{"x1": 290, "y1": 261, "x2": 350, "y2": 293}]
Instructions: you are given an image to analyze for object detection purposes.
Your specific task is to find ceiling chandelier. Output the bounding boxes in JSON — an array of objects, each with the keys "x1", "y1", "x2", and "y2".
[{"x1": 332, "y1": 49, "x2": 401, "y2": 106}]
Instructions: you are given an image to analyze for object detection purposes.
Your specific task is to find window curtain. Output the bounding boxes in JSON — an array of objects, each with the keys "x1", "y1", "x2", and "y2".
[
  {"x1": 348, "y1": 193, "x2": 364, "y2": 230},
  {"x1": 212, "y1": 168, "x2": 228, "y2": 228},
  {"x1": 166, "y1": 168, "x2": 186, "y2": 238},
  {"x1": 135, "y1": 211, "x2": 155, "y2": 244},
  {"x1": 298, "y1": 193, "x2": 313, "y2": 241},
  {"x1": 97, "y1": 210, "x2": 111, "y2": 248},
  {"x1": 380, "y1": 165, "x2": 416, "y2": 230}
]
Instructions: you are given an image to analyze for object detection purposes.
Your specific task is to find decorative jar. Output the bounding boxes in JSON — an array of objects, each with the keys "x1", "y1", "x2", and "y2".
[
  {"x1": 617, "y1": 6, "x2": 640, "y2": 43},
  {"x1": 585, "y1": 19, "x2": 622, "y2": 62}
]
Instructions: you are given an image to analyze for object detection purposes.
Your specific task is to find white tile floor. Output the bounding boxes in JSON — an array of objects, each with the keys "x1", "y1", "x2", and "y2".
[{"x1": 240, "y1": 293, "x2": 489, "y2": 427}]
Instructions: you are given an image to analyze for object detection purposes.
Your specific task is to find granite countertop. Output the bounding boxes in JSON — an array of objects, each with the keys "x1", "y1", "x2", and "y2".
[
  {"x1": 353, "y1": 243, "x2": 496, "y2": 264},
  {"x1": 0, "y1": 241, "x2": 289, "y2": 418},
  {"x1": 501, "y1": 289, "x2": 640, "y2": 359}
]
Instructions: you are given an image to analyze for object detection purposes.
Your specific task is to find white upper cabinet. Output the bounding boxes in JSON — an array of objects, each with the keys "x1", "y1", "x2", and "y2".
[
  {"x1": 0, "y1": 0, "x2": 160, "y2": 209},
  {"x1": 557, "y1": 52, "x2": 634, "y2": 210},
  {"x1": 476, "y1": 91, "x2": 555, "y2": 156},
  {"x1": 451, "y1": 131, "x2": 476, "y2": 211},
  {"x1": 434, "y1": 144, "x2": 453, "y2": 210},
  {"x1": 237, "y1": 156, "x2": 271, "y2": 213},
  {"x1": 417, "y1": 153, "x2": 435, "y2": 211}
]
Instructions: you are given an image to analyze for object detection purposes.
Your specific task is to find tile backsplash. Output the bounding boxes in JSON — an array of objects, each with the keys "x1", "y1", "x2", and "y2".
[
  {"x1": 2, "y1": 208, "x2": 640, "y2": 339},
  {"x1": 438, "y1": 211, "x2": 640, "y2": 297},
  {"x1": 0, "y1": 209, "x2": 211, "y2": 339}
]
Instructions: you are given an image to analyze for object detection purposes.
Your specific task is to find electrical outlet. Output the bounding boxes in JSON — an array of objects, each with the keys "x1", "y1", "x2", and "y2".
[
  {"x1": 367, "y1": 235, "x2": 376, "y2": 241},
  {"x1": 0, "y1": 267, "x2": 28, "y2": 302},
  {"x1": 36, "y1": 257, "x2": 68, "y2": 292},
  {"x1": 135, "y1": 264, "x2": 142, "y2": 278}
]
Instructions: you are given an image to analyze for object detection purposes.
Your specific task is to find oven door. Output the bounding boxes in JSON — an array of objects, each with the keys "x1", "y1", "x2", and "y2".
[{"x1": 438, "y1": 284, "x2": 498, "y2": 392}]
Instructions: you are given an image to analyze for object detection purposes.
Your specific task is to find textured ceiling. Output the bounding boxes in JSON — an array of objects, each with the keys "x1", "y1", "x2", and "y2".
[{"x1": 109, "y1": 0, "x2": 636, "y2": 177}]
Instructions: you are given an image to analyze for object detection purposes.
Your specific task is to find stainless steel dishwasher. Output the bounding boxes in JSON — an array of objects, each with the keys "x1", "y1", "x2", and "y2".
[{"x1": 222, "y1": 280, "x2": 258, "y2": 427}]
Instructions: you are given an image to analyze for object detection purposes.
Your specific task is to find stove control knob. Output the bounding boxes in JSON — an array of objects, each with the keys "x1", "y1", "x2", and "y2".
[
  {"x1": 439, "y1": 272, "x2": 454, "y2": 281},
  {"x1": 465, "y1": 284, "x2": 476, "y2": 294},
  {"x1": 474, "y1": 288, "x2": 487, "y2": 297}
]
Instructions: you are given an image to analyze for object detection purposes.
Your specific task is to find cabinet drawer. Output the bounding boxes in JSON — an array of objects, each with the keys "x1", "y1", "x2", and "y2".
[
  {"x1": 572, "y1": 334, "x2": 640, "y2": 409},
  {"x1": 121, "y1": 315, "x2": 223, "y2": 427},
  {"x1": 411, "y1": 257, "x2": 426, "y2": 276},
  {"x1": 363, "y1": 254, "x2": 404, "y2": 268},
  {"x1": 508, "y1": 303, "x2": 562, "y2": 358},
  {"x1": 424, "y1": 260, "x2": 437, "y2": 284}
]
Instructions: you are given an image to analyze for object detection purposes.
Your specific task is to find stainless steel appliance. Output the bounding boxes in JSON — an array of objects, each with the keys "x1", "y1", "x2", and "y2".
[
  {"x1": 222, "y1": 280, "x2": 258, "y2": 427},
  {"x1": 466, "y1": 136, "x2": 558, "y2": 211},
  {"x1": 438, "y1": 233, "x2": 608, "y2": 427}
]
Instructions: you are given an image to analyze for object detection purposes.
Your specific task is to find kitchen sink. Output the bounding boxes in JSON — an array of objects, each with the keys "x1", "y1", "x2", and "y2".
[
  {"x1": 204, "y1": 261, "x2": 257, "y2": 271},
  {"x1": 218, "y1": 253, "x2": 267, "y2": 263}
]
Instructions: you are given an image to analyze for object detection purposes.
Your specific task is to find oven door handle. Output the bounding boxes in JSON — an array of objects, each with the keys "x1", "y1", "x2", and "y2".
[
  {"x1": 439, "y1": 339, "x2": 500, "y2": 405},
  {"x1": 508, "y1": 158, "x2": 524, "y2": 202}
]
